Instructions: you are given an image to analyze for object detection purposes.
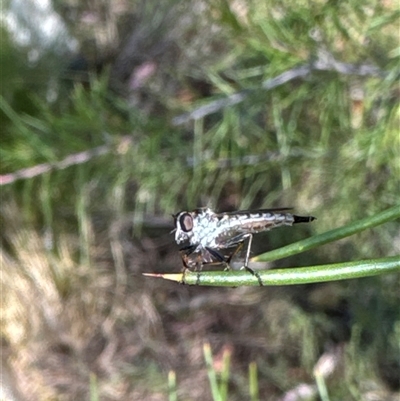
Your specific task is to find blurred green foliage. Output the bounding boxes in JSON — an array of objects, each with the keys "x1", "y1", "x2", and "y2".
[{"x1": 1, "y1": 0, "x2": 399, "y2": 400}]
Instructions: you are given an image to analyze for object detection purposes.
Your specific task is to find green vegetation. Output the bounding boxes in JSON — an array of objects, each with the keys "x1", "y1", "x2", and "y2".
[{"x1": 1, "y1": 0, "x2": 399, "y2": 400}]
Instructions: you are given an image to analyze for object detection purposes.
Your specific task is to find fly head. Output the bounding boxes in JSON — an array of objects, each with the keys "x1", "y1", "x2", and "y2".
[{"x1": 174, "y1": 211, "x2": 194, "y2": 244}]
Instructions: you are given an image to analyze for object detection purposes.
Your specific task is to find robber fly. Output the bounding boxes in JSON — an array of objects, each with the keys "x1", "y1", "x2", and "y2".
[{"x1": 173, "y1": 207, "x2": 316, "y2": 273}]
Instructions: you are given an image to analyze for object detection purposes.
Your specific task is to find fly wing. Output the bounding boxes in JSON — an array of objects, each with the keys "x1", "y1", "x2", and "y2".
[
  {"x1": 215, "y1": 233, "x2": 249, "y2": 249},
  {"x1": 222, "y1": 209, "x2": 316, "y2": 224},
  {"x1": 219, "y1": 207, "x2": 292, "y2": 217},
  {"x1": 212, "y1": 208, "x2": 315, "y2": 250}
]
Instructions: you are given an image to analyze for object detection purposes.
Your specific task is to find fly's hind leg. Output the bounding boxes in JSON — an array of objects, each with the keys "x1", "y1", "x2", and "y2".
[{"x1": 241, "y1": 234, "x2": 263, "y2": 286}]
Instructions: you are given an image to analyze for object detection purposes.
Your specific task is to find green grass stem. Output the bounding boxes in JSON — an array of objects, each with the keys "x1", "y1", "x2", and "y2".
[
  {"x1": 254, "y1": 204, "x2": 400, "y2": 263},
  {"x1": 249, "y1": 362, "x2": 259, "y2": 401},
  {"x1": 181, "y1": 256, "x2": 400, "y2": 286},
  {"x1": 203, "y1": 343, "x2": 223, "y2": 401},
  {"x1": 168, "y1": 371, "x2": 177, "y2": 401},
  {"x1": 89, "y1": 373, "x2": 99, "y2": 401},
  {"x1": 219, "y1": 348, "x2": 231, "y2": 401}
]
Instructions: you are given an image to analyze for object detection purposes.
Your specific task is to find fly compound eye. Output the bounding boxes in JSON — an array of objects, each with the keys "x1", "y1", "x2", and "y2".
[{"x1": 179, "y1": 213, "x2": 193, "y2": 232}]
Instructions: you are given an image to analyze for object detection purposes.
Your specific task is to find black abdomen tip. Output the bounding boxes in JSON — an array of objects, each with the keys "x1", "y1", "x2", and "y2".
[{"x1": 293, "y1": 215, "x2": 316, "y2": 224}]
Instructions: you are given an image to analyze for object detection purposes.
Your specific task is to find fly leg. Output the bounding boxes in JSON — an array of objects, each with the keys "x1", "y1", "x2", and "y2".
[
  {"x1": 241, "y1": 234, "x2": 263, "y2": 287},
  {"x1": 206, "y1": 247, "x2": 231, "y2": 271},
  {"x1": 179, "y1": 245, "x2": 201, "y2": 284},
  {"x1": 225, "y1": 242, "x2": 245, "y2": 270},
  {"x1": 183, "y1": 254, "x2": 204, "y2": 285},
  {"x1": 179, "y1": 252, "x2": 192, "y2": 284}
]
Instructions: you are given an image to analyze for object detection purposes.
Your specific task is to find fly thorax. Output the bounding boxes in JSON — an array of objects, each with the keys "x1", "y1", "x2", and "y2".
[{"x1": 193, "y1": 210, "x2": 222, "y2": 247}]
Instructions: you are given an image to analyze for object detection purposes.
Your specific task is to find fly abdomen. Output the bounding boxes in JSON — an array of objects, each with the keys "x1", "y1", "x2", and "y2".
[
  {"x1": 227, "y1": 211, "x2": 315, "y2": 233},
  {"x1": 293, "y1": 214, "x2": 316, "y2": 224}
]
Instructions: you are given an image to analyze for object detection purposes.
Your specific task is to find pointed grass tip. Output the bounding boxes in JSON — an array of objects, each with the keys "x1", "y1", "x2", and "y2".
[{"x1": 142, "y1": 272, "x2": 183, "y2": 282}]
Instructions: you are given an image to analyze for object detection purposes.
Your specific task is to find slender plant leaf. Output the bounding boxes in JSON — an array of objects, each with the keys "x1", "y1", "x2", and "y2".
[
  {"x1": 203, "y1": 343, "x2": 222, "y2": 401},
  {"x1": 168, "y1": 371, "x2": 177, "y2": 401},
  {"x1": 254, "y1": 204, "x2": 400, "y2": 262},
  {"x1": 144, "y1": 256, "x2": 400, "y2": 286},
  {"x1": 219, "y1": 347, "x2": 231, "y2": 401},
  {"x1": 89, "y1": 373, "x2": 99, "y2": 401},
  {"x1": 249, "y1": 362, "x2": 259, "y2": 401}
]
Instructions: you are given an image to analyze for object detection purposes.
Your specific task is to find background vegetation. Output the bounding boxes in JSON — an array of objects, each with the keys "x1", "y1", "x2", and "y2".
[{"x1": 1, "y1": 0, "x2": 399, "y2": 400}]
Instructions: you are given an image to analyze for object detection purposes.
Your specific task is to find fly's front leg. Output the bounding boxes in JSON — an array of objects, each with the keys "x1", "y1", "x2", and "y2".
[
  {"x1": 179, "y1": 245, "x2": 201, "y2": 284},
  {"x1": 179, "y1": 252, "x2": 191, "y2": 284},
  {"x1": 181, "y1": 255, "x2": 203, "y2": 285}
]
